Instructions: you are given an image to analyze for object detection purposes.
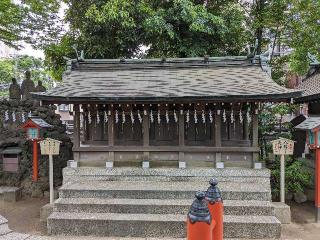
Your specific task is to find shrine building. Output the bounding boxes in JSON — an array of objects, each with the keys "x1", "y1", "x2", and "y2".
[{"x1": 32, "y1": 56, "x2": 301, "y2": 168}]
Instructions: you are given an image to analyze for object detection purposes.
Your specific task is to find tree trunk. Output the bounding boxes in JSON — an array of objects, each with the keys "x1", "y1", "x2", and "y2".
[{"x1": 256, "y1": 0, "x2": 265, "y2": 55}]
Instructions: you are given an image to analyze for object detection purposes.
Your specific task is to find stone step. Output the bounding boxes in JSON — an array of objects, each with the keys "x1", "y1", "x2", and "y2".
[
  {"x1": 54, "y1": 198, "x2": 274, "y2": 216},
  {"x1": 0, "y1": 223, "x2": 12, "y2": 236},
  {"x1": 0, "y1": 216, "x2": 11, "y2": 236},
  {"x1": 47, "y1": 212, "x2": 281, "y2": 239},
  {"x1": 59, "y1": 181, "x2": 271, "y2": 201},
  {"x1": 63, "y1": 167, "x2": 271, "y2": 185}
]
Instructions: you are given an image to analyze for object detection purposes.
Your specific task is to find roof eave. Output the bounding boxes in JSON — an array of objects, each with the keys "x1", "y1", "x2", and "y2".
[
  {"x1": 294, "y1": 93, "x2": 320, "y2": 103},
  {"x1": 32, "y1": 91, "x2": 302, "y2": 104}
]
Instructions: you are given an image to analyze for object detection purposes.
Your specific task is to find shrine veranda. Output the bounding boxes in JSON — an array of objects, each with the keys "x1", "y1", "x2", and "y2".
[{"x1": 33, "y1": 56, "x2": 301, "y2": 168}]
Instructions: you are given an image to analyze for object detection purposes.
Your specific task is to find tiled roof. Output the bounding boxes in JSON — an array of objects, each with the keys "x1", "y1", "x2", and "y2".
[
  {"x1": 1, "y1": 147, "x2": 22, "y2": 154},
  {"x1": 295, "y1": 117, "x2": 320, "y2": 130},
  {"x1": 297, "y1": 72, "x2": 320, "y2": 97},
  {"x1": 30, "y1": 117, "x2": 53, "y2": 128},
  {"x1": 33, "y1": 57, "x2": 301, "y2": 103}
]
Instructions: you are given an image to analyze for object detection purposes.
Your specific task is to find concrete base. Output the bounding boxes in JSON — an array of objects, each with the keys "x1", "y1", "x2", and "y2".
[
  {"x1": 40, "y1": 203, "x2": 54, "y2": 223},
  {"x1": 272, "y1": 202, "x2": 291, "y2": 224},
  {"x1": 0, "y1": 187, "x2": 22, "y2": 202},
  {"x1": 316, "y1": 206, "x2": 320, "y2": 223}
]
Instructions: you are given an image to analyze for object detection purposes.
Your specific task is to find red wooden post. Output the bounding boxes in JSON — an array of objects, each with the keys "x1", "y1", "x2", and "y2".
[
  {"x1": 187, "y1": 191, "x2": 213, "y2": 240},
  {"x1": 316, "y1": 148, "x2": 320, "y2": 222},
  {"x1": 206, "y1": 178, "x2": 223, "y2": 240},
  {"x1": 32, "y1": 140, "x2": 38, "y2": 182}
]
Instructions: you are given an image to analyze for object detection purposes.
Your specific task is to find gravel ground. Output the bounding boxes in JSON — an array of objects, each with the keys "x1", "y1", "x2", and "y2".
[{"x1": 0, "y1": 197, "x2": 320, "y2": 239}]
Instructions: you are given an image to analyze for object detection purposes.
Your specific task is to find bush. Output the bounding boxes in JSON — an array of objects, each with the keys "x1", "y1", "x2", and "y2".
[{"x1": 270, "y1": 157, "x2": 312, "y2": 200}]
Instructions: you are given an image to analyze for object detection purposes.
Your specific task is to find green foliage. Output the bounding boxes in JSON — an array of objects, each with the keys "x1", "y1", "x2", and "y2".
[
  {"x1": 44, "y1": 36, "x2": 76, "y2": 81},
  {"x1": 270, "y1": 157, "x2": 312, "y2": 199},
  {"x1": 0, "y1": 0, "x2": 62, "y2": 48},
  {"x1": 259, "y1": 102, "x2": 297, "y2": 160},
  {"x1": 243, "y1": 0, "x2": 320, "y2": 75},
  {"x1": 45, "y1": 0, "x2": 248, "y2": 80},
  {"x1": 0, "y1": 59, "x2": 14, "y2": 84},
  {"x1": 270, "y1": 56, "x2": 288, "y2": 85},
  {"x1": 286, "y1": 0, "x2": 320, "y2": 74}
]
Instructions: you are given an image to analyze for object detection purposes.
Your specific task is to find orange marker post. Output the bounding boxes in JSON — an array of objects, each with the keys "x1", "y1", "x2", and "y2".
[
  {"x1": 206, "y1": 178, "x2": 223, "y2": 240},
  {"x1": 32, "y1": 140, "x2": 38, "y2": 182},
  {"x1": 187, "y1": 191, "x2": 214, "y2": 240}
]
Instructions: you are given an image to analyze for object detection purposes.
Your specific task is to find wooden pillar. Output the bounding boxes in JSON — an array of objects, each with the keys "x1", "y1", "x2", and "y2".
[
  {"x1": 243, "y1": 117, "x2": 249, "y2": 140},
  {"x1": 215, "y1": 112, "x2": 222, "y2": 164},
  {"x1": 179, "y1": 111, "x2": 185, "y2": 161},
  {"x1": 83, "y1": 106, "x2": 90, "y2": 141},
  {"x1": 108, "y1": 108, "x2": 115, "y2": 161},
  {"x1": 252, "y1": 106, "x2": 259, "y2": 165},
  {"x1": 143, "y1": 109, "x2": 150, "y2": 160},
  {"x1": 73, "y1": 104, "x2": 80, "y2": 161}
]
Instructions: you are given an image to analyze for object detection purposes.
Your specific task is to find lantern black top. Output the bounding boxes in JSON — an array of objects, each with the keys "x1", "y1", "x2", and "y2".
[
  {"x1": 188, "y1": 191, "x2": 211, "y2": 224},
  {"x1": 205, "y1": 178, "x2": 222, "y2": 204}
]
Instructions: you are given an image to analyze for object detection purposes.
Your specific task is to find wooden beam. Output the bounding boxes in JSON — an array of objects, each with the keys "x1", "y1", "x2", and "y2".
[
  {"x1": 108, "y1": 107, "x2": 115, "y2": 161},
  {"x1": 73, "y1": 104, "x2": 81, "y2": 161},
  {"x1": 179, "y1": 111, "x2": 185, "y2": 161},
  {"x1": 252, "y1": 106, "x2": 259, "y2": 165},
  {"x1": 143, "y1": 109, "x2": 150, "y2": 160},
  {"x1": 83, "y1": 105, "x2": 90, "y2": 141},
  {"x1": 73, "y1": 146, "x2": 260, "y2": 152},
  {"x1": 215, "y1": 110, "x2": 222, "y2": 163}
]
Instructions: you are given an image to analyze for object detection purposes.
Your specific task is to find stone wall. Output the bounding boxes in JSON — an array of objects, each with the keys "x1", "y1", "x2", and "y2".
[{"x1": 0, "y1": 99, "x2": 73, "y2": 197}]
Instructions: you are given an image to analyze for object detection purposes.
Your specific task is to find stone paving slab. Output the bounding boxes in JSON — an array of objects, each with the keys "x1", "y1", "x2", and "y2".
[
  {"x1": 55, "y1": 198, "x2": 273, "y2": 215},
  {"x1": 55, "y1": 198, "x2": 271, "y2": 207},
  {"x1": 0, "y1": 224, "x2": 12, "y2": 236},
  {"x1": 64, "y1": 167, "x2": 271, "y2": 178},
  {"x1": 62, "y1": 167, "x2": 272, "y2": 185},
  {"x1": 0, "y1": 232, "x2": 30, "y2": 240},
  {"x1": 60, "y1": 180, "x2": 270, "y2": 193},
  {"x1": 0, "y1": 187, "x2": 20, "y2": 194},
  {"x1": 49, "y1": 212, "x2": 185, "y2": 222},
  {"x1": 0, "y1": 216, "x2": 7, "y2": 226}
]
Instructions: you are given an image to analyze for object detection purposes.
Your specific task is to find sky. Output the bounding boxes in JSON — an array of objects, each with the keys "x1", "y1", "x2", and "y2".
[
  {"x1": 14, "y1": 2, "x2": 68, "y2": 59},
  {"x1": 18, "y1": 44, "x2": 45, "y2": 59}
]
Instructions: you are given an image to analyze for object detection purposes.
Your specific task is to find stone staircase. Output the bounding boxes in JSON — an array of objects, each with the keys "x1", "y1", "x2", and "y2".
[
  {"x1": 0, "y1": 215, "x2": 12, "y2": 237},
  {"x1": 47, "y1": 167, "x2": 281, "y2": 239}
]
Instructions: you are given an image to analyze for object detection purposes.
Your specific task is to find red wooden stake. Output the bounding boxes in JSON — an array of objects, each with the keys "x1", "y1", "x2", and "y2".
[
  {"x1": 316, "y1": 148, "x2": 320, "y2": 222},
  {"x1": 32, "y1": 140, "x2": 38, "y2": 182},
  {"x1": 208, "y1": 201, "x2": 224, "y2": 240}
]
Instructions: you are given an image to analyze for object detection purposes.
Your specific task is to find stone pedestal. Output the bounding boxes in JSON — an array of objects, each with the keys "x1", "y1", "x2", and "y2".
[
  {"x1": 40, "y1": 203, "x2": 54, "y2": 223},
  {"x1": 0, "y1": 187, "x2": 22, "y2": 202},
  {"x1": 272, "y1": 202, "x2": 291, "y2": 224}
]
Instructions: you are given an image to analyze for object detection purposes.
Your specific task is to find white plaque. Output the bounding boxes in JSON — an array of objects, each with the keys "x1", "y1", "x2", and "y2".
[
  {"x1": 216, "y1": 162, "x2": 224, "y2": 169},
  {"x1": 106, "y1": 161, "x2": 114, "y2": 169},
  {"x1": 179, "y1": 161, "x2": 186, "y2": 169},
  {"x1": 142, "y1": 161, "x2": 150, "y2": 169}
]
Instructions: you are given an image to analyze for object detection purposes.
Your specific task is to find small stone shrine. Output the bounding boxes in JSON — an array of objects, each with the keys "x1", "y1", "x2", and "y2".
[{"x1": 21, "y1": 70, "x2": 35, "y2": 100}]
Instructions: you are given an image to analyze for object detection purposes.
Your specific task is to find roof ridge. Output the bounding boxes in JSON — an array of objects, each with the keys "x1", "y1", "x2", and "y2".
[{"x1": 68, "y1": 56, "x2": 261, "y2": 71}]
